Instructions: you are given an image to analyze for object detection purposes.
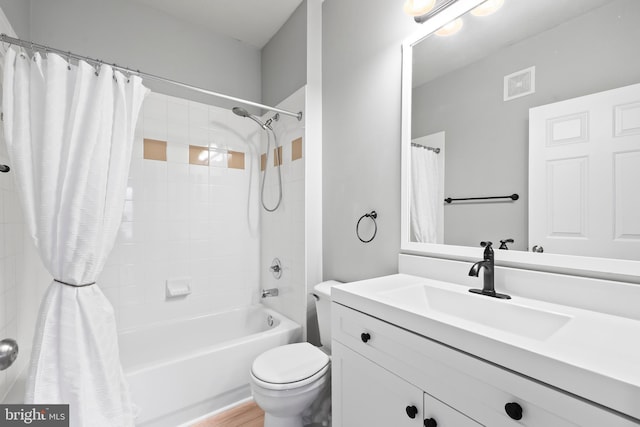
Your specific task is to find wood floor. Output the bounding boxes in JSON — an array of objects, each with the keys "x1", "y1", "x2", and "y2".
[{"x1": 190, "y1": 401, "x2": 264, "y2": 427}]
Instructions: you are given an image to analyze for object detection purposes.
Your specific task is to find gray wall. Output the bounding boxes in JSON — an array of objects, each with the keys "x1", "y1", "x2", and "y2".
[
  {"x1": 0, "y1": 0, "x2": 30, "y2": 38},
  {"x1": 412, "y1": 0, "x2": 640, "y2": 251},
  {"x1": 27, "y1": 0, "x2": 261, "y2": 107},
  {"x1": 261, "y1": 1, "x2": 307, "y2": 107},
  {"x1": 322, "y1": 0, "x2": 415, "y2": 282}
]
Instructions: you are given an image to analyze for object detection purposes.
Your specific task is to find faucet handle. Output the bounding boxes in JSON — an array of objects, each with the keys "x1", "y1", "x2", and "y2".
[{"x1": 480, "y1": 241, "x2": 494, "y2": 260}]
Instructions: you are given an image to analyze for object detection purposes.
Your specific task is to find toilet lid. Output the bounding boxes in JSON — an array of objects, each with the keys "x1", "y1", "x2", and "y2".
[{"x1": 252, "y1": 342, "x2": 329, "y2": 384}]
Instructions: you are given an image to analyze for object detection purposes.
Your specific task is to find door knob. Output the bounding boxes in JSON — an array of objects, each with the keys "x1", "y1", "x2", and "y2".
[
  {"x1": 0, "y1": 338, "x2": 18, "y2": 371},
  {"x1": 532, "y1": 245, "x2": 544, "y2": 253}
]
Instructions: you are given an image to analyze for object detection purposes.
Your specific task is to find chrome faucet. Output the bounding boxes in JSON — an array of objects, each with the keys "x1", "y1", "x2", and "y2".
[
  {"x1": 261, "y1": 288, "x2": 279, "y2": 298},
  {"x1": 468, "y1": 241, "x2": 511, "y2": 299}
]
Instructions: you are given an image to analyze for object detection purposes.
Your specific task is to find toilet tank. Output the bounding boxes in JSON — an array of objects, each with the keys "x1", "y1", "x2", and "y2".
[{"x1": 313, "y1": 280, "x2": 342, "y2": 352}]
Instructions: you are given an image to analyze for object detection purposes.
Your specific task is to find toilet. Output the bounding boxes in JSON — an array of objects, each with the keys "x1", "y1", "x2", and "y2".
[{"x1": 250, "y1": 280, "x2": 339, "y2": 427}]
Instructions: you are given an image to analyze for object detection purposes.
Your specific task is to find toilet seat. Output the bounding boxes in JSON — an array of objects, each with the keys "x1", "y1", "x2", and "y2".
[{"x1": 251, "y1": 342, "x2": 330, "y2": 391}]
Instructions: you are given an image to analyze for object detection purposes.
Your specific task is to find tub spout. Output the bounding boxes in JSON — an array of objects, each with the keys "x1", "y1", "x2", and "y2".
[{"x1": 261, "y1": 288, "x2": 279, "y2": 298}]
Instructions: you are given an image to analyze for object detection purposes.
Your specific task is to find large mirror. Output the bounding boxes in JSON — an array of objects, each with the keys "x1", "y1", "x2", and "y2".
[{"x1": 401, "y1": 0, "x2": 640, "y2": 280}]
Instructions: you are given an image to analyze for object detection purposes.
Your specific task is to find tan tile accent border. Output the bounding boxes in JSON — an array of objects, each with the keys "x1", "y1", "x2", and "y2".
[
  {"x1": 143, "y1": 139, "x2": 167, "y2": 161},
  {"x1": 274, "y1": 146, "x2": 283, "y2": 166},
  {"x1": 261, "y1": 153, "x2": 267, "y2": 171},
  {"x1": 292, "y1": 137, "x2": 303, "y2": 161},
  {"x1": 189, "y1": 145, "x2": 209, "y2": 166},
  {"x1": 228, "y1": 151, "x2": 245, "y2": 170}
]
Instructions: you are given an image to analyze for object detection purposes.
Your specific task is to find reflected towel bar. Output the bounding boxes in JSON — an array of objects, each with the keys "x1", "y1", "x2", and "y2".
[{"x1": 445, "y1": 193, "x2": 519, "y2": 204}]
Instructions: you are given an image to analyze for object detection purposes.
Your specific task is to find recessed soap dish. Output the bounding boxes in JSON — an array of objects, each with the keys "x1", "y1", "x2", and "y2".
[{"x1": 166, "y1": 277, "x2": 192, "y2": 298}]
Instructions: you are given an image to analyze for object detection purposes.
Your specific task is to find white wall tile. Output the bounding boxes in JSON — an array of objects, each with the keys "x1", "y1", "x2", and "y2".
[
  {"x1": 167, "y1": 123, "x2": 189, "y2": 145},
  {"x1": 168, "y1": 100, "x2": 189, "y2": 124},
  {"x1": 144, "y1": 93, "x2": 168, "y2": 121},
  {"x1": 143, "y1": 118, "x2": 168, "y2": 141},
  {"x1": 167, "y1": 163, "x2": 189, "y2": 183},
  {"x1": 259, "y1": 89, "x2": 306, "y2": 330},
  {"x1": 189, "y1": 102, "x2": 209, "y2": 128},
  {"x1": 102, "y1": 93, "x2": 263, "y2": 333},
  {"x1": 166, "y1": 141, "x2": 189, "y2": 164}
]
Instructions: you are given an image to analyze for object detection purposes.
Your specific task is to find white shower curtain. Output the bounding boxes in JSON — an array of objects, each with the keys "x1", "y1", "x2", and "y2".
[
  {"x1": 2, "y1": 48, "x2": 148, "y2": 426},
  {"x1": 410, "y1": 145, "x2": 440, "y2": 243}
]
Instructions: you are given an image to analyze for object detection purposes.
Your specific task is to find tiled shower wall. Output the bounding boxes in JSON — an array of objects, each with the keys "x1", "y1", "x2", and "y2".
[
  {"x1": 259, "y1": 87, "x2": 307, "y2": 331},
  {"x1": 100, "y1": 93, "x2": 262, "y2": 332}
]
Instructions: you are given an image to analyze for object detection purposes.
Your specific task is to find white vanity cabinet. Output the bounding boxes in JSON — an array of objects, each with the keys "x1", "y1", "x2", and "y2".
[
  {"x1": 333, "y1": 341, "x2": 481, "y2": 426},
  {"x1": 331, "y1": 302, "x2": 638, "y2": 427}
]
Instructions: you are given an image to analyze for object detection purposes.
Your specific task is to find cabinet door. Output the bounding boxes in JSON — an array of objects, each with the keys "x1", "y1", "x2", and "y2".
[
  {"x1": 332, "y1": 342, "x2": 423, "y2": 427},
  {"x1": 423, "y1": 392, "x2": 483, "y2": 427}
]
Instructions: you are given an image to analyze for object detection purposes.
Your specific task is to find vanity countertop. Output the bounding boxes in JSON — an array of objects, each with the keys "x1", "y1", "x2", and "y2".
[{"x1": 332, "y1": 273, "x2": 640, "y2": 421}]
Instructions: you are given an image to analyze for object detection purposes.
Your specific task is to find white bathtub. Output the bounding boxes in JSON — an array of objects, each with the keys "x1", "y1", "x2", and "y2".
[{"x1": 118, "y1": 305, "x2": 301, "y2": 427}]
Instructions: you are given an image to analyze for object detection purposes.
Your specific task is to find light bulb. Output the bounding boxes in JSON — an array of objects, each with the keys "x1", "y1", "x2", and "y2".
[
  {"x1": 403, "y1": 0, "x2": 436, "y2": 17},
  {"x1": 435, "y1": 18, "x2": 464, "y2": 36},
  {"x1": 471, "y1": 0, "x2": 505, "y2": 17}
]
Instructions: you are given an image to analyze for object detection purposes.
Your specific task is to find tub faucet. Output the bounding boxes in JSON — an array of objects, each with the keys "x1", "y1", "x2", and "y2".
[
  {"x1": 468, "y1": 241, "x2": 511, "y2": 299},
  {"x1": 261, "y1": 288, "x2": 279, "y2": 298}
]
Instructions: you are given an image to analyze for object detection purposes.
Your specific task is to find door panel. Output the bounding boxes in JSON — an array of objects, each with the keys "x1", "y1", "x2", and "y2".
[{"x1": 529, "y1": 83, "x2": 640, "y2": 259}]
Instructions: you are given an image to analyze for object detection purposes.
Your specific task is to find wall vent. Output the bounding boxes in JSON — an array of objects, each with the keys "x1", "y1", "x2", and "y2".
[{"x1": 504, "y1": 66, "x2": 536, "y2": 101}]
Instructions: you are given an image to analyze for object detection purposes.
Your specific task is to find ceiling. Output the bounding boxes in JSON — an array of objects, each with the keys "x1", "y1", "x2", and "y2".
[
  {"x1": 412, "y1": 0, "x2": 614, "y2": 87},
  {"x1": 131, "y1": 0, "x2": 304, "y2": 48}
]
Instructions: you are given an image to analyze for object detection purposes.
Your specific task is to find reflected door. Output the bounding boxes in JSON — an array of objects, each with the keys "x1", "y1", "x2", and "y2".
[{"x1": 529, "y1": 83, "x2": 640, "y2": 260}]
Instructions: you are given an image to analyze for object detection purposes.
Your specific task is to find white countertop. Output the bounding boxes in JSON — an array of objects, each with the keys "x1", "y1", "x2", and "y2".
[{"x1": 332, "y1": 273, "x2": 640, "y2": 421}]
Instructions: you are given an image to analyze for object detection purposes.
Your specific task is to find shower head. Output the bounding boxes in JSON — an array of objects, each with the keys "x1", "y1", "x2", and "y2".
[
  {"x1": 232, "y1": 106, "x2": 269, "y2": 130},
  {"x1": 232, "y1": 107, "x2": 250, "y2": 117}
]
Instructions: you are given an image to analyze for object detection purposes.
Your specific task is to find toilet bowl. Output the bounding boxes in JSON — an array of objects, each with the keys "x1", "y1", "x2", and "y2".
[
  {"x1": 250, "y1": 280, "x2": 340, "y2": 427},
  {"x1": 250, "y1": 342, "x2": 330, "y2": 427}
]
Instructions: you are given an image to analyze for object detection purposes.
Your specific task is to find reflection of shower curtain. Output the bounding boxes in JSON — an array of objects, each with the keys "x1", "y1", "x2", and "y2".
[
  {"x1": 410, "y1": 146, "x2": 440, "y2": 243},
  {"x1": 3, "y1": 48, "x2": 148, "y2": 426}
]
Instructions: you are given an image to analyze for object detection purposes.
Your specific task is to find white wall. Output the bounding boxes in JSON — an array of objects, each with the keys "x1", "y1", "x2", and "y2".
[
  {"x1": 261, "y1": 1, "x2": 307, "y2": 107},
  {"x1": 28, "y1": 0, "x2": 261, "y2": 107},
  {"x1": 0, "y1": 0, "x2": 30, "y2": 38},
  {"x1": 102, "y1": 93, "x2": 261, "y2": 331},
  {"x1": 322, "y1": 0, "x2": 417, "y2": 282}
]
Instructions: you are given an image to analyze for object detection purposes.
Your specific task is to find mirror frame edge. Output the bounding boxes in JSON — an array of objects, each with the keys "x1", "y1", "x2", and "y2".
[{"x1": 399, "y1": 0, "x2": 640, "y2": 284}]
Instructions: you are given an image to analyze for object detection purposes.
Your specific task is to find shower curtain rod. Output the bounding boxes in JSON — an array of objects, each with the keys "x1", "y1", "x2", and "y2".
[{"x1": 0, "y1": 34, "x2": 303, "y2": 121}]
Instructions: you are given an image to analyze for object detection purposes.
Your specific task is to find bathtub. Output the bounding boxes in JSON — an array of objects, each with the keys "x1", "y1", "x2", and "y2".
[{"x1": 118, "y1": 305, "x2": 301, "y2": 427}]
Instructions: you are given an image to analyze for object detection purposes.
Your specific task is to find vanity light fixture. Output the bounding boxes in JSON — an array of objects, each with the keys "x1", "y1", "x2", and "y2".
[
  {"x1": 412, "y1": 0, "x2": 458, "y2": 24},
  {"x1": 435, "y1": 17, "x2": 464, "y2": 36},
  {"x1": 403, "y1": 0, "x2": 437, "y2": 16},
  {"x1": 471, "y1": 0, "x2": 505, "y2": 17}
]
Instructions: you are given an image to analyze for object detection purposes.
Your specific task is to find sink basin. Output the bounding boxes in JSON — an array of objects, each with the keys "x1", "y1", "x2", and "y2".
[{"x1": 379, "y1": 283, "x2": 572, "y2": 341}]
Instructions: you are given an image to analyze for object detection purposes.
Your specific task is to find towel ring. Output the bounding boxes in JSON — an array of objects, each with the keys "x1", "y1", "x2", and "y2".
[{"x1": 356, "y1": 211, "x2": 378, "y2": 243}]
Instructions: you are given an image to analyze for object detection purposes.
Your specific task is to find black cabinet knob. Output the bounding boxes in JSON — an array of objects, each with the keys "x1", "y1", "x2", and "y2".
[
  {"x1": 405, "y1": 405, "x2": 418, "y2": 419},
  {"x1": 360, "y1": 332, "x2": 371, "y2": 343},
  {"x1": 505, "y1": 402, "x2": 523, "y2": 420},
  {"x1": 424, "y1": 417, "x2": 438, "y2": 427}
]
